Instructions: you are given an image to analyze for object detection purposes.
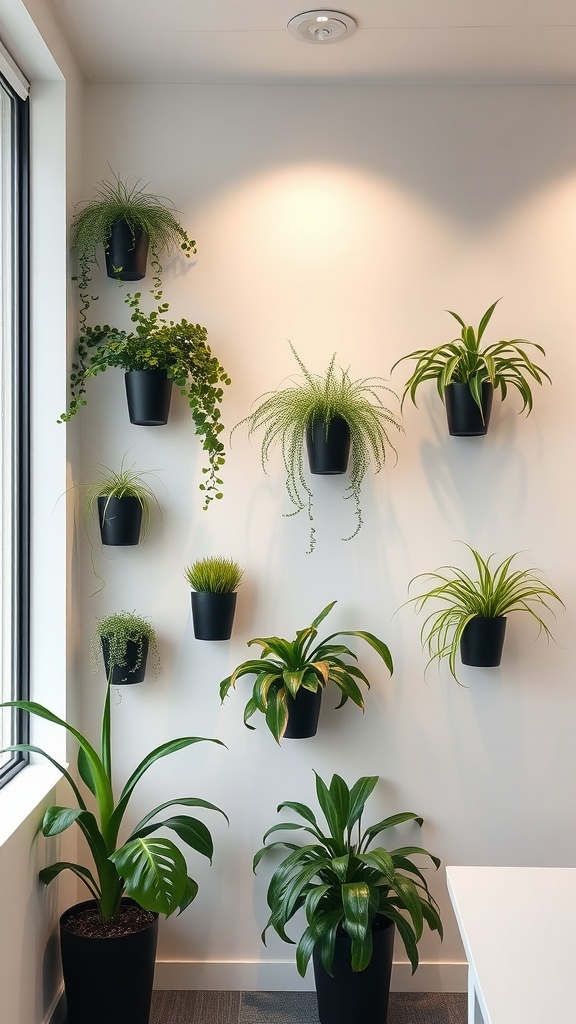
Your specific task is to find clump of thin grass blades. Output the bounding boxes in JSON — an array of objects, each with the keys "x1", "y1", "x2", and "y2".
[
  {"x1": 234, "y1": 343, "x2": 402, "y2": 552},
  {"x1": 84, "y1": 457, "x2": 161, "y2": 542},
  {"x1": 407, "y1": 544, "x2": 564, "y2": 684},
  {"x1": 184, "y1": 556, "x2": 244, "y2": 594}
]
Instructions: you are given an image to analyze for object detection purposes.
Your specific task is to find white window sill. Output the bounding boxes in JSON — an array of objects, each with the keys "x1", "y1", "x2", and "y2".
[{"x1": 0, "y1": 762, "x2": 63, "y2": 847}]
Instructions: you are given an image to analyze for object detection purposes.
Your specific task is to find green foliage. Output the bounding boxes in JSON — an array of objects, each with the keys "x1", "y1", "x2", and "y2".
[
  {"x1": 91, "y1": 610, "x2": 161, "y2": 679},
  {"x1": 0, "y1": 689, "x2": 227, "y2": 923},
  {"x1": 84, "y1": 456, "x2": 161, "y2": 542},
  {"x1": 234, "y1": 344, "x2": 402, "y2": 552},
  {"x1": 254, "y1": 771, "x2": 442, "y2": 976},
  {"x1": 407, "y1": 545, "x2": 564, "y2": 684},
  {"x1": 392, "y1": 299, "x2": 550, "y2": 418},
  {"x1": 184, "y1": 556, "x2": 244, "y2": 593},
  {"x1": 71, "y1": 171, "x2": 197, "y2": 320},
  {"x1": 220, "y1": 601, "x2": 393, "y2": 744},
  {"x1": 59, "y1": 290, "x2": 231, "y2": 510}
]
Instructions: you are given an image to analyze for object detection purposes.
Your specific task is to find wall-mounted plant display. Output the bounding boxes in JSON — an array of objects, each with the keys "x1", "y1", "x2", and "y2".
[
  {"x1": 220, "y1": 600, "x2": 393, "y2": 743},
  {"x1": 0, "y1": 686, "x2": 227, "y2": 1024},
  {"x1": 233, "y1": 343, "x2": 402, "y2": 552},
  {"x1": 184, "y1": 556, "x2": 244, "y2": 641},
  {"x1": 59, "y1": 291, "x2": 231, "y2": 509},
  {"x1": 85, "y1": 457, "x2": 160, "y2": 547},
  {"x1": 254, "y1": 771, "x2": 442, "y2": 1024},
  {"x1": 71, "y1": 171, "x2": 196, "y2": 323},
  {"x1": 91, "y1": 610, "x2": 161, "y2": 685},
  {"x1": 407, "y1": 545, "x2": 563, "y2": 684},
  {"x1": 392, "y1": 299, "x2": 550, "y2": 436}
]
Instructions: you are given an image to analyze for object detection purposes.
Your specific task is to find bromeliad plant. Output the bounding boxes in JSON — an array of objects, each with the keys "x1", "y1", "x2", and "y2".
[
  {"x1": 407, "y1": 544, "x2": 563, "y2": 683},
  {"x1": 392, "y1": 299, "x2": 550, "y2": 417},
  {"x1": 234, "y1": 343, "x2": 402, "y2": 552},
  {"x1": 0, "y1": 686, "x2": 227, "y2": 922},
  {"x1": 254, "y1": 771, "x2": 442, "y2": 975},
  {"x1": 60, "y1": 290, "x2": 231, "y2": 509},
  {"x1": 220, "y1": 601, "x2": 393, "y2": 744}
]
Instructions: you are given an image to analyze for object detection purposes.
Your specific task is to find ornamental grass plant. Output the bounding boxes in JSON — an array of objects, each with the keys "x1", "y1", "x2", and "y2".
[
  {"x1": 234, "y1": 344, "x2": 402, "y2": 552},
  {"x1": 184, "y1": 556, "x2": 244, "y2": 593},
  {"x1": 85, "y1": 457, "x2": 161, "y2": 542}
]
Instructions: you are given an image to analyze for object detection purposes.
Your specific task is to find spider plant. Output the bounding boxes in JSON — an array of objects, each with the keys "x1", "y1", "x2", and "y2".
[
  {"x1": 254, "y1": 771, "x2": 442, "y2": 976},
  {"x1": 407, "y1": 545, "x2": 563, "y2": 683},
  {"x1": 220, "y1": 601, "x2": 393, "y2": 743},
  {"x1": 234, "y1": 343, "x2": 402, "y2": 552},
  {"x1": 184, "y1": 556, "x2": 244, "y2": 593},
  {"x1": 392, "y1": 299, "x2": 550, "y2": 418},
  {"x1": 85, "y1": 457, "x2": 161, "y2": 543}
]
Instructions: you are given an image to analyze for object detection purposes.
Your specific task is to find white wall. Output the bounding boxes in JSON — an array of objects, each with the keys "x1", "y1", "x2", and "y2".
[{"x1": 78, "y1": 83, "x2": 576, "y2": 991}]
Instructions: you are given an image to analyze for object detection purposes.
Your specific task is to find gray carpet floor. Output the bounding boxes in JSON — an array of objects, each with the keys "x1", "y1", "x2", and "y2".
[{"x1": 150, "y1": 990, "x2": 466, "y2": 1023}]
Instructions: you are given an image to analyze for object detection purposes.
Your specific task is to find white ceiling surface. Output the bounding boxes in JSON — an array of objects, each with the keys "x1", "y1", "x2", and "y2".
[{"x1": 47, "y1": 0, "x2": 576, "y2": 85}]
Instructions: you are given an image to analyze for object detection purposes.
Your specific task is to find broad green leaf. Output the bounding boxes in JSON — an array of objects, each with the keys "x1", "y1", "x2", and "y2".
[
  {"x1": 39, "y1": 861, "x2": 100, "y2": 899},
  {"x1": 110, "y1": 837, "x2": 189, "y2": 917}
]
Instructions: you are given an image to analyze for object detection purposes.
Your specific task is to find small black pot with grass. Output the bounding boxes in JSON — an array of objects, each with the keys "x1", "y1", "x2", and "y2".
[
  {"x1": 184, "y1": 557, "x2": 244, "y2": 641},
  {"x1": 92, "y1": 611, "x2": 161, "y2": 685},
  {"x1": 85, "y1": 458, "x2": 160, "y2": 547}
]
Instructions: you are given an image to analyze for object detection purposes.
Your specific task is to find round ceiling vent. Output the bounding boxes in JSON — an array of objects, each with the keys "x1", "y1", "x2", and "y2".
[{"x1": 287, "y1": 10, "x2": 357, "y2": 44}]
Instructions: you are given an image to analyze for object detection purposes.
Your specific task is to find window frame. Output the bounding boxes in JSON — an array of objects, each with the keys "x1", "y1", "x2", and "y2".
[{"x1": 0, "y1": 68, "x2": 30, "y2": 787}]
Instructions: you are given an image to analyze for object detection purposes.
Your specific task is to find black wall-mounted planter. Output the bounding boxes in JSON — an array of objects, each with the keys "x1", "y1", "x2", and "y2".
[
  {"x1": 445, "y1": 382, "x2": 494, "y2": 437},
  {"x1": 125, "y1": 370, "x2": 172, "y2": 426},
  {"x1": 313, "y1": 917, "x2": 395, "y2": 1024},
  {"x1": 191, "y1": 591, "x2": 237, "y2": 641},
  {"x1": 101, "y1": 636, "x2": 149, "y2": 684},
  {"x1": 97, "y1": 495, "x2": 142, "y2": 546},
  {"x1": 60, "y1": 898, "x2": 158, "y2": 1024},
  {"x1": 460, "y1": 616, "x2": 507, "y2": 668},
  {"x1": 284, "y1": 686, "x2": 323, "y2": 739},
  {"x1": 306, "y1": 415, "x2": 351, "y2": 474},
  {"x1": 104, "y1": 220, "x2": 149, "y2": 281}
]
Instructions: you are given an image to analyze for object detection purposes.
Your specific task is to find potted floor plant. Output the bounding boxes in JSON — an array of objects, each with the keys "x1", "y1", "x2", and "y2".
[
  {"x1": 184, "y1": 556, "x2": 244, "y2": 641},
  {"x1": 92, "y1": 610, "x2": 161, "y2": 685},
  {"x1": 254, "y1": 771, "x2": 442, "y2": 1024},
  {"x1": 233, "y1": 343, "x2": 402, "y2": 552},
  {"x1": 406, "y1": 544, "x2": 563, "y2": 684},
  {"x1": 0, "y1": 685, "x2": 227, "y2": 1024},
  {"x1": 85, "y1": 458, "x2": 160, "y2": 546},
  {"x1": 220, "y1": 601, "x2": 393, "y2": 743},
  {"x1": 392, "y1": 299, "x2": 550, "y2": 436},
  {"x1": 59, "y1": 290, "x2": 231, "y2": 510}
]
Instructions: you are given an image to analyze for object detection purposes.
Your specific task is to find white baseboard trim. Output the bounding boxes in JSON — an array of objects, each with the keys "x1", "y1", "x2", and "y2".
[
  {"x1": 153, "y1": 960, "x2": 468, "y2": 993},
  {"x1": 45, "y1": 987, "x2": 65, "y2": 1024}
]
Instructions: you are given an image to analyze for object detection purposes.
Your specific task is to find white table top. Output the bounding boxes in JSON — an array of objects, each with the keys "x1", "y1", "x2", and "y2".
[{"x1": 446, "y1": 866, "x2": 576, "y2": 1024}]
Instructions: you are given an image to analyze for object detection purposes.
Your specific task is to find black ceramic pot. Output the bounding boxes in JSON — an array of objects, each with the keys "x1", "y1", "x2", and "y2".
[
  {"x1": 101, "y1": 636, "x2": 149, "y2": 684},
  {"x1": 125, "y1": 370, "x2": 172, "y2": 426},
  {"x1": 306, "y1": 415, "x2": 351, "y2": 474},
  {"x1": 60, "y1": 898, "x2": 158, "y2": 1024},
  {"x1": 284, "y1": 686, "x2": 323, "y2": 739},
  {"x1": 104, "y1": 219, "x2": 149, "y2": 281},
  {"x1": 97, "y1": 495, "x2": 142, "y2": 546},
  {"x1": 460, "y1": 616, "x2": 507, "y2": 667},
  {"x1": 444, "y1": 382, "x2": 494, "y2": 436},
  {"x1": 313, "y1": 917, "x2": 395, "y2": 1024},
  {"x1": 191, "y1": 591, "x2": 237, "y2": 641}
]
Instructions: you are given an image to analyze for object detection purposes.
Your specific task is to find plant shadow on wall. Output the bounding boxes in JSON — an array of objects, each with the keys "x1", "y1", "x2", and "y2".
[
  {"x1": 254, "y1": 771, "x2": 442, "y2": 1024},
  {"x1": 233, "y1": 343, "x2": 403, "y2": 553},
  {"x1": 59, "y1": 289, "x2": 231, "y2": 510},
  {"x1": 404, "y1": 544, "x2": 564, "y2": 686},
  {"x1": 0, "y1": 684, "x2": 228, "y2": 1024},
  {"x1": 220, "y1": 601, "x2": 393, "y2": 744}
]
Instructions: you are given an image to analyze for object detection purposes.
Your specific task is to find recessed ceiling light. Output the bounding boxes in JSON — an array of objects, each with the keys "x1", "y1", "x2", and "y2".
[{"x1": 287, "y1": 10, "x2": 357, "y2": 45}]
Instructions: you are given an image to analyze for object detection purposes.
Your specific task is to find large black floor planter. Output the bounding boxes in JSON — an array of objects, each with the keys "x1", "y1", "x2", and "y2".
[
  {"x1": 313, "y1": 917, "x2": 395, "y2": 1024},
  {"x1": 191, "y1": 591, "x2": 237, "y2": 641},
  {"x1": 284, "y1": 686, "x2": 323, "y2": 739},
  {"x1": 104, "y1": 219, "x2": 149, "y2": 281},
  {"x1": 125, "y1": 370, "x2": 173, "y2": 426},
  {"x1": 460, "y1": 616, "x2": 507, "y2": 668},
  {"x1": 306, "y1": 415, "x2": 351, "y2": 474},
  {"x1": 97, "y1": 495, "x2": 142, "y2": 546},
  {"x1": 445, "y1": 382, "x2": 493, "y2": 437},
  {"x1": 101, "y1": 637, "x2": 149, "y2": 684},
  {"x1": 60, "y1": 898, "x2": 158, "y2": 1024}
]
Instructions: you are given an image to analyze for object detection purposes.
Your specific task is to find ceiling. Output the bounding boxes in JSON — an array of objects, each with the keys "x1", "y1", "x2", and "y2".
[{"x1": 47, "y1": 0, "x2": 576, "y2": 85}]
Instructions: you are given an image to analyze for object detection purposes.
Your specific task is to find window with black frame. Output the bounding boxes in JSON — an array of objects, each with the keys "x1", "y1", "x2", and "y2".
[{"x1": 0, "y1": 50, "x2": 30, "y2": 787}]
